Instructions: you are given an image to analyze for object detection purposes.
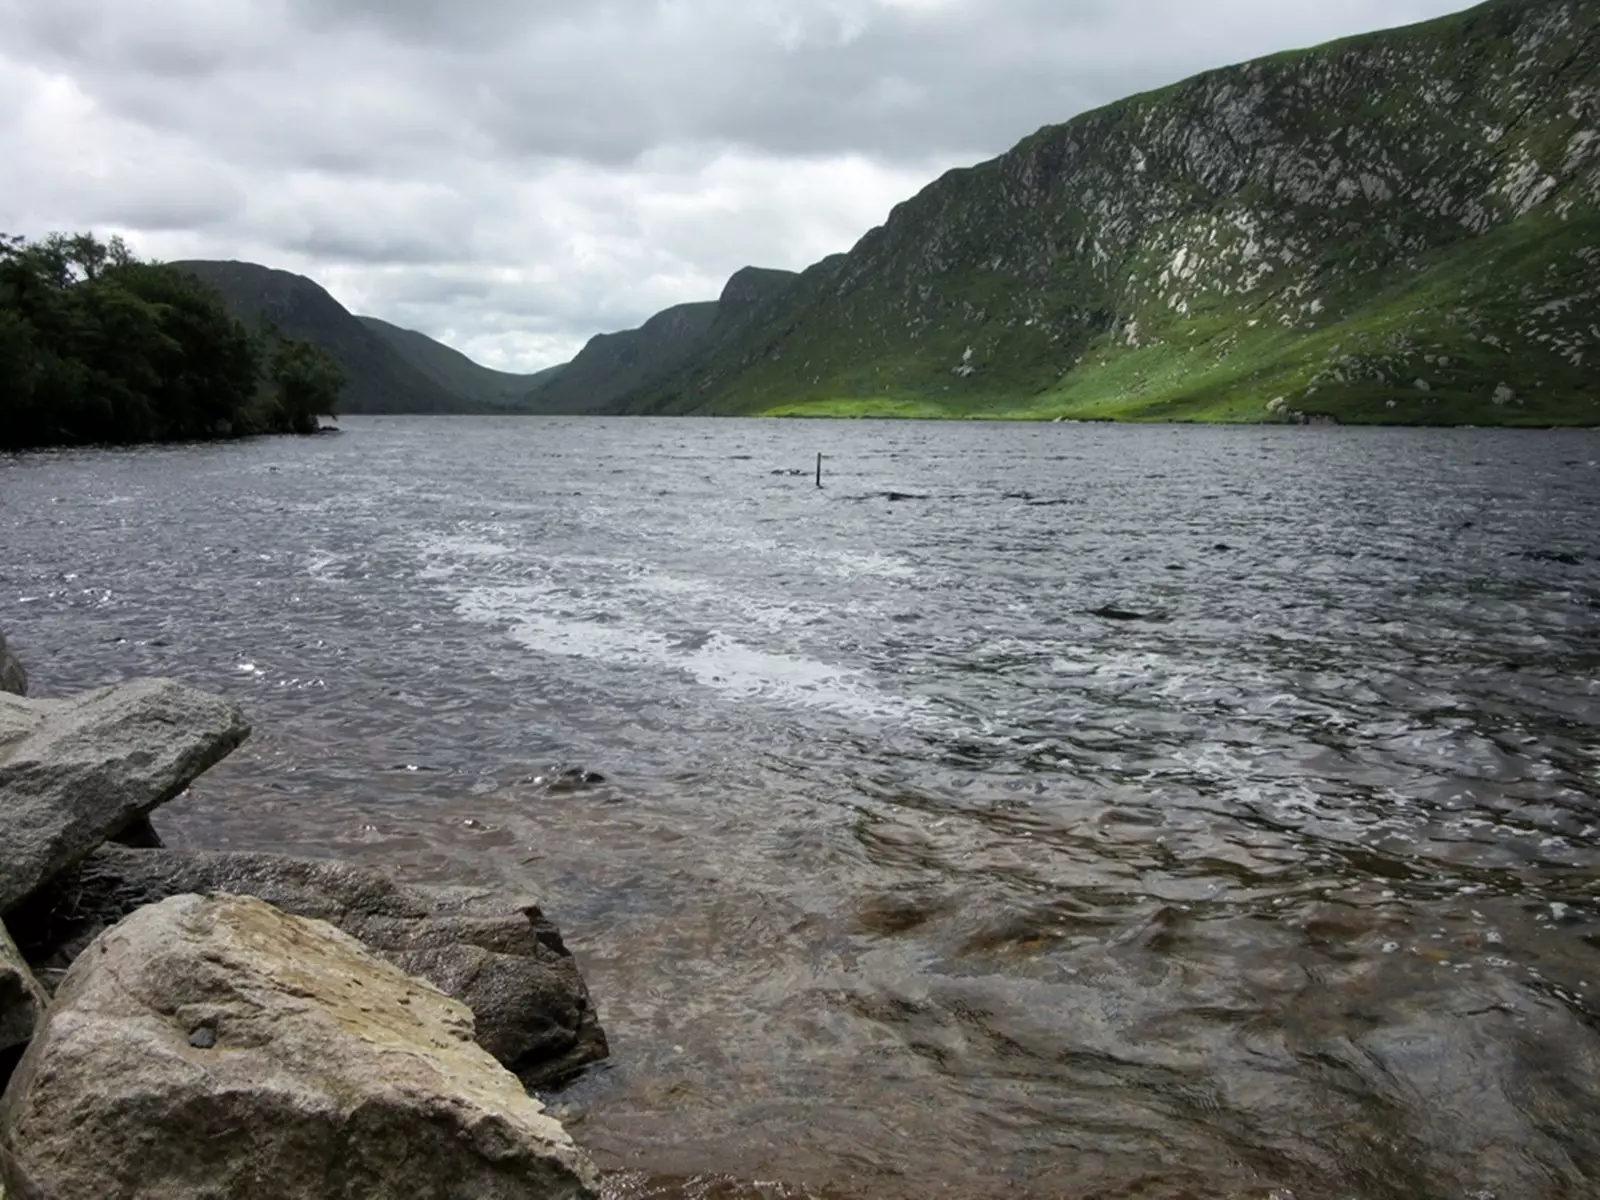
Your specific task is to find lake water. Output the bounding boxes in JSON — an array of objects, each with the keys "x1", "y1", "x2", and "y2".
[{"x1": 3, "y1": 416, "x2": 1600, "y2": 1199}]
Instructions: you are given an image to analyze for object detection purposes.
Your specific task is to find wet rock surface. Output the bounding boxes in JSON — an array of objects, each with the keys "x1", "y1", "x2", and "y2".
[
  {"x1": 11, "y1": 845, "x2": 607, "y2": 1087},
  {"x1": 0, "y1": 893, "x2": 600, "y2": 1200}
]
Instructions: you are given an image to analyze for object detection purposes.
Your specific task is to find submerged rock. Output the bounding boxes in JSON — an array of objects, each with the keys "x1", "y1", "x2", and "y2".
[
  {"x1": 1520, "y1": 549, "x2": 1583, "y2": 566},
  {"x1": 1087, "y1": 604, "x2": 1163, "y2": 622},
  {"x1": 541, "y1": 767, "x2": 608, "y2": 794},
  {"x1": 0, "y1": 634, "x2": 23, "y2": 698},
  {"x1": 13, "y1": 845, "x2": 608, "y2": 1087},
  {"x1": 0, "y1": 922, "x2": 46, "y2": 1060},
  {"x1": 0, "y1": 893, "x2": 600, "y2": 1200},
  {"x1": 0, "y1": 679, "x2": 250, "y2": 913}
]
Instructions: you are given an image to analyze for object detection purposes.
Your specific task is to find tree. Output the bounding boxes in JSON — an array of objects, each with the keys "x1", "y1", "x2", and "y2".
[
  {"x1": 110, "y1": 261, "x2": 260, "y2": 437},
  {"x1": 269, "y1": 338, "x2": 343, "y2": 434},
  {"x1": 0, "y1": 231, "x2": 283, "y2": 449}
]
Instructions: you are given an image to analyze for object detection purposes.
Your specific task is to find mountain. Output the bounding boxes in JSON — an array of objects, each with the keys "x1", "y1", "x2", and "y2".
[
  {"x1": 610, "y1": 0, "x2": 1600, "y2": 425},
  {"x1": 521, "y1": 267, "x2": 798, "y2": 413},
  {"x1": 519, "y1": 301, "x2": 716, "y2": 415},
  {"x1": 358, "y1": 316, "x2": 561, "y2": 410},
  {"x1": 172, "y1": 261, "x2": 477, "y2": 414}
]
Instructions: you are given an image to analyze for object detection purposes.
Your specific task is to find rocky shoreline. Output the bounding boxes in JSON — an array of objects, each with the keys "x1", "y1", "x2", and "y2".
[{"x1": 0, "y1": 631, "x2": 610, "y2": 1198}]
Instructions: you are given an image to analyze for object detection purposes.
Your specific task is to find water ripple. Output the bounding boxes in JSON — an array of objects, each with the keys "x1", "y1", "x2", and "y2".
[{"x1": 3, "y1": 417, "x2": 1599, "y2": 1199}]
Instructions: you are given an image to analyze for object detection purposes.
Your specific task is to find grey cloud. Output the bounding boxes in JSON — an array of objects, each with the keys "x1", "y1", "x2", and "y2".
[
  {"x1": 284, "y1": 0, "x2": 543, "y2": 50},
  {"x1": 96, "y1": 180, "x2": 247, "y2": 233},
  {"x1": 284, "y1": 227, "x2": 470, "y2": 267},
  {"x1": 448, "y1": 0, "x2": 1474, "y2": 164},
  {"x1": 14, "y1": 0, "x2": 286, "y2": 80},
  {"x1": 8, "y1": 0, "x2": 1472, "y2": 169},
  {"x1": 0, "y1": 0, "x2": 1474, "y2": 370}
]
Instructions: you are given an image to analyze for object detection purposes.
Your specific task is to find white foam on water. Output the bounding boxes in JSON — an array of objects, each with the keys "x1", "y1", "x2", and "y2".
[
  {"x1": 303, "y1": 552, "x2": 341, "y2": 580},
  {"x1": 712, "y1": 533, "x2": 922, "y2": 582},
  {"x1": 623, "y1": 570, "x2": 821, "y2": 633},
  {"x1": 421, "y1": 535, "x2": 517, "y2": 562},
  {"x1": 455, "y1": 584, "x2": 923, "y2": 723},
  {"x1": 413, "y1": 535, "x2": 520, "y2": 582}
]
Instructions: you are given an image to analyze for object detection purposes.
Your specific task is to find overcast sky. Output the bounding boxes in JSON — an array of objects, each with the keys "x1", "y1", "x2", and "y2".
[{"x1": 1, "y1": 0, "x2": 1471, "y2": 373}]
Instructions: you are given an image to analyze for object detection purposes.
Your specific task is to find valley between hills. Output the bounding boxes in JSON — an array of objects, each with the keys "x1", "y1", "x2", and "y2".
[{"x1": 187, "y1": 0, "x2": 1600, "y2": 427}]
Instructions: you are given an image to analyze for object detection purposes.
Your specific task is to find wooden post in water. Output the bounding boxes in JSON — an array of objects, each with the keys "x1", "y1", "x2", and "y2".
[{"x1": 816, "y1": 453, "x2": 823, "y2": 488}]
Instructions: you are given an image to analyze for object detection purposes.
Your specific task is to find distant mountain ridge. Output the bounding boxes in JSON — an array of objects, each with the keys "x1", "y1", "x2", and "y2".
[
  {"x1": 174, "y1": 261, "x2": 559, "y2": 415},
  {"x1": 519, "y1": 266, "x2": 798, "y2": 413},
  {"x1": 357, "y1": 316, "x2": 562, "y2": 410},
  {"x1": 177, "y1": 257, "x2": 806, "y2": 418},
  {"x1": 173, "y1": 261, "x2": 473, "y2": 414}
]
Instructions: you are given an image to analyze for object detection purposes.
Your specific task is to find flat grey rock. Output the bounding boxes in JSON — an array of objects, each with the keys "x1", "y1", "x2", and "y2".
[
  {"x1": 0, "y1": 893, "x2": 600, "y2": 1200},
  {"x1": 13, "y1": 845, "x2": 608, "y2": 1088},
  {"x1": 0, "y1": 679, "x2": 250, "y2": 913}
]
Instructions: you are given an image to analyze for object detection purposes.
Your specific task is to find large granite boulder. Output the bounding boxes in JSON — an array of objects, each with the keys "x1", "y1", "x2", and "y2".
[
  {"x1": 0, "y1": 679, "x2": 249, "y2": 913},
  {"x1": 0, "y1": 893, "x2": 600, "y2": 1200},
  {"x1": 0, "y1": 923, "x2": 46, "y2": 1060},
  {"x1": 0, "y1": 634, "x2": 23, "y2": 698},
  {"x1": 12, "y1": 845, "x2": 607, "y2": 1087}
]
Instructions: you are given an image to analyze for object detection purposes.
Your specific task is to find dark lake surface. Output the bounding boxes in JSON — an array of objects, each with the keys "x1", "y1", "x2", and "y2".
[{"x1": 4, "y1": 416, "x2": 1600, "y2": 1199}]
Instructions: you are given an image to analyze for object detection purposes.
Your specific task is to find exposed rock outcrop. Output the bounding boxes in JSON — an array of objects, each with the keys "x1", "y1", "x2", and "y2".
[
  {"x1": 0, "y1": 893, "x2": 600, "y2": 1200},
  {"x1": 0, "y1": 679, "x2": 250, "y2": 912},
  {"x1": 0, "y1": 634, "x2": 23, "y2": 698},
  {"x1": 0, "y1": 923, "x2": 46, "y2": 1059},
  {"x1": 12, "y1": 846, "x2": 607, "y2": 1087}
]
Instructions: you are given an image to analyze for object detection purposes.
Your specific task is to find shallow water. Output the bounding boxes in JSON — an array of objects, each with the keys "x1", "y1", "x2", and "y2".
[{"x1": 3, "y1": 416, "x2": 1600, "y2": 1199}]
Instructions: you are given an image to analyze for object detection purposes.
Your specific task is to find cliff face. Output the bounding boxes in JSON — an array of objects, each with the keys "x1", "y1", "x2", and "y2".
[{"x1": 620, "y1": 0, "x2": 1600, "y2": 424}]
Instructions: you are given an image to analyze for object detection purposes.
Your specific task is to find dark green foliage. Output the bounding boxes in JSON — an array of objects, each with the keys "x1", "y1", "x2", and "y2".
[
  {"x1": 265, "y1": 337, "x2": 345, "y2": 435},
  {"x1": 0, "y1": 233, "x2": 337, "y2": 449}
]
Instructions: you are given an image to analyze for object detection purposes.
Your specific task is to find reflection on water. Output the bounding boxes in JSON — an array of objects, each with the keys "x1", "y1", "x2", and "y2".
[{"x1": 3, "y1": 417, "x2": 1600, "y2": 1199}]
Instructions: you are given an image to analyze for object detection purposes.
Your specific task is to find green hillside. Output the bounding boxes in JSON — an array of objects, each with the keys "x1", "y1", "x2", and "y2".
[
  {"x1": 519, "y1": 267, "x2": 796, "y2": 413},
  {"x1": 521, "y1": 301, "x2": 718, "y2": 414},
  {"x1": 617, "y1": 0, "x2": 1600, "y2": 425},
  {"x1": 358, "y1": 315, "x2": 559, "y2": 411}
]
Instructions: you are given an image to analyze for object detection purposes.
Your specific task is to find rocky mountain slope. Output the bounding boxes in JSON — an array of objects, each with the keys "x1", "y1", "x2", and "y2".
[
  {"x1": 520, "y1": 266, "x2": 797, "y2": 414},
  {"x1": 612, "y1": 0, "x2": 1600, "y2": 424}
]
